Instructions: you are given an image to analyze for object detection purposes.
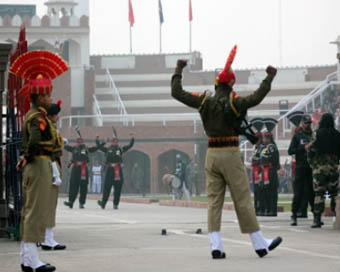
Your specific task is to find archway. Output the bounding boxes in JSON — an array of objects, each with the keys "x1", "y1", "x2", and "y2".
[
  {"x1": 157, "y1": 149, "x2": 189, "y2": 194},
  {"x1": 122, "y1": 150, "x2": 150, "y2": 195}
]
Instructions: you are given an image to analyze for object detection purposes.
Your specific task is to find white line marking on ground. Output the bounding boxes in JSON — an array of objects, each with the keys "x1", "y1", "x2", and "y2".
[
  {"x1": 61, "y1": 210, "x2": 137, "y2": 224},
  {"x1": 288, "y1": 228, "x2": 308, "y2": 233},
  {"x1": 167, "y1": 229, "x2": 340, "y2": 261}
]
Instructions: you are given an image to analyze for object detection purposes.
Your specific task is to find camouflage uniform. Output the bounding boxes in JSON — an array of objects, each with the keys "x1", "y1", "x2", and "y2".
[
  {"x1": 308, "y1": 133, "x2": 339, "y2": 215},
  {"x1": 307, "y1": 113, "x2": 340, "y2": 227}
]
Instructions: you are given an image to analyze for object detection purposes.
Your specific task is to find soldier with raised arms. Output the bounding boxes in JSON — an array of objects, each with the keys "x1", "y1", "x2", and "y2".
[
  {"x1": 97, "y1": 128, "x2": 134, "y2": 210},
  {"x1": 63, "y1": 128, "x2": 98, "y2": 209},
  {"x1": 171, "y1": 45, "x2": 282, "y2": 259}
]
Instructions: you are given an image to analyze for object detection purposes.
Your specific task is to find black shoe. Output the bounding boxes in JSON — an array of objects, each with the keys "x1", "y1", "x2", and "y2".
[
  {"x1": 211, "y1": 250, "x2": 226, "y2": 259},
  {"x1": 79, "y1": 204, "x2": 85, "y2": 209},
  {"x1": 63, "y1": 201, "x2": 73, "y2": 209},
  {"x1": 41, "y1": 244, "x2": 66, "y2": 250},
  {"x1": 268, "y1": 237, "x2": 282, "y2": 251},
  {"x1": 114, "y1": 205, "x2": 118, "y2": 210},
  {"x1": 255, "y1": 249, "x2": 268, "y2": 258},
  {"x1": 255, "y1": 237, "x2": 282, "y2": 258},
  {"x1": 290, "y1": 216, "x2": 297, "y2": 226},
  {"x1": 35, "y1": 264, "x2": 56, "y2": 272},
  {"x1": 311, "y1": 214, "x2": 322, "y2": 228},
  {"x1": 97, "y1": 200, "x2": 105, "y2": 209},
  {"x1": 21, "y1": 264, "x2": 33, "y2": 272}
]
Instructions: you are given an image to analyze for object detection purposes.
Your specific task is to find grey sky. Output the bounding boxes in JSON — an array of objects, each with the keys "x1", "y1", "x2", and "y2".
[{"x1": 3, "y1": 0, "x2": 340, "y2": 70}]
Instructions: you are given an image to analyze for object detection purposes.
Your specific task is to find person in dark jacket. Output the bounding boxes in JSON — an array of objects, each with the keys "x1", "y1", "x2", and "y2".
[{"x1": 288, "y1": 114, "x2": 314, "y2": 226}]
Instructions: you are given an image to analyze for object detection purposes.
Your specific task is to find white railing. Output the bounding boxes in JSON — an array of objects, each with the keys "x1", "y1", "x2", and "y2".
[
  {"x1": 275, "y1": 71, "x2": 339, "y2": 139},
  {"x1": 59, "y1": 113, "x2": 200, "y2": 128},
  {"x1": 92, "y1": 94, "x2": 103, "y2": 126},
  {"x1": 106, "y1": 68, "x2": 128, "y2": 116},
  {"x1": 58, "y1": 109, "x2": 288, "y2": 129}
]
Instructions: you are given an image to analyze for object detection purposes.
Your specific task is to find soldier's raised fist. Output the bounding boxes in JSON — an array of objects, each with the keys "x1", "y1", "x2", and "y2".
[
  {"x1": 266, "y1": 66, "x2": 277, "y2": 77},
  {"x1": 177, "y1": 59, "x2": 188, "y2": 69}
]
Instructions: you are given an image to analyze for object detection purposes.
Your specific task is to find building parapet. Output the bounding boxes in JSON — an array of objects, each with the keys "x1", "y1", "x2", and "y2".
[{"x1": 0, "y1": 14, "x2": 89, "y2": 28}]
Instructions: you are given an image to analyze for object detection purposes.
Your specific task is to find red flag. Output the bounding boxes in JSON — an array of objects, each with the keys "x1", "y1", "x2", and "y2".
[
  {"x1": 128, "y1": 0, "x2": 135, "y2": 27},
  {"x1": 189, "y1": 0, "x2": 193, "y2": 21}
]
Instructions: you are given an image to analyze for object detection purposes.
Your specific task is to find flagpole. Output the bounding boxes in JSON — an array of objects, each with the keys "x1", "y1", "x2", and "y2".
[
  {"x1": 129, "y1": 25, "x2": 132, "y2": 54},
  {"x1": 189, "y1": 20, "x2": 192, "y2": 53},
  {"x1": 189, "y1": 0, "x2": 192, "y2": 53},
  {"x1": 159, "y1": 23, "x2": 162, "y2": 53},
  {"x1": 278, "y1": 0, "x2": 282, "y2": 66}
]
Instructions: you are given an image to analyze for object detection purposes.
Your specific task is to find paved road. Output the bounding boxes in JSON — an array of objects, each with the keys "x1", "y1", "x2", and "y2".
[{"x1": 1, "y1": 199, "x2": 340, "y2": 272}]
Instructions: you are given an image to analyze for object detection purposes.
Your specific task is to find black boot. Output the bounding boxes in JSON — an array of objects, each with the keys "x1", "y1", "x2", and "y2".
[
  {"x1": 211, "y1": 250, "x2": 226, "y2": 259},
  {"x1": 63, "y1": 201, "x2": 73, "y2": 209},
  {"x1": 290, "y1": 215, "x2": 297, "y2": 226},
  {"x1": 97, "y1": 200, "x2": 105, "y2": 209},
  {"x1": 311, "y1": 214, "x2": 322, "y2": 228},
  {"x1": 21, "y1": 264, "x2": 33, "y2": 272},
  {"x1": 255, "y1": 236, "x2": 282, "y2": 258}
]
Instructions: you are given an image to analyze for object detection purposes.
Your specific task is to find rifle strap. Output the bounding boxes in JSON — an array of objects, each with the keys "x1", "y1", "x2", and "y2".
[{"x1": 229, "y1": 93, "x2": 240, "y2": 118}]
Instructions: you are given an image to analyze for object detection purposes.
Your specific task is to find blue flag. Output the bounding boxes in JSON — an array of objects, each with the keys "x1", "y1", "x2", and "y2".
[{"x1": 159, "y1": 0, "x2": 164, "y2": 24}]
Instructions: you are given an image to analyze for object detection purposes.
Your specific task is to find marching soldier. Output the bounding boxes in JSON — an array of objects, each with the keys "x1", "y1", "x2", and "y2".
[
  {"x1": 97, "y1": 129, "x2": 134, "y2": 209},
  {"x1": 63, "y1": 132, "x2": 98, "y2": 209},
  {"x1": 288, "y1": 113, "x2": 314, "y2": 226},
  {"x1": 307, "y1": 113, "x2": 340, "y2": 228},
  {"x1": 171, "y1": 45, "x2": 282, "y2": 259},
  {"x1": 12, "y1": 50, "x2": 68, "y2": 272},
  {"x1": 41, "y1": 100, "x2": 66, "y2": 250}
]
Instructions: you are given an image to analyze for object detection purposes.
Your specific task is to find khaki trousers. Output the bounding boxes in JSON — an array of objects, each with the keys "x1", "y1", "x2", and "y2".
[
  {"x1": 20, "y1": 158, "x2": 52, "y2": 242},
  {"x1": 46, "y1": 185, "x2": 59, "y2": 228},
  {"x1": 205, "y1": 148, "x2": 259, "y2": 233}
]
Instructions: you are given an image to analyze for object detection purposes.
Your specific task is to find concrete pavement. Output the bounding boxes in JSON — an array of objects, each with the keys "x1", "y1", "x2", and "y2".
[{"x1": 0, "y1": 198, "x2": 339, "y2": 272}]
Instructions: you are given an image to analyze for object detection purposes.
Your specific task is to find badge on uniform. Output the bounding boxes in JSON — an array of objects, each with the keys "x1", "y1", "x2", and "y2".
[{"x1": 37, "y1": 117, "x2": 47, "y2": 131}]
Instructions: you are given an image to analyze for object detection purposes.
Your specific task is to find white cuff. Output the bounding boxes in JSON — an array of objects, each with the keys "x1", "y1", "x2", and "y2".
[
  {"x1": 52, "y1": 162, "x2": 60, "y2": 178},
  {"x1": 53, "y1": 176, "x2": 62, "y2": 186}
]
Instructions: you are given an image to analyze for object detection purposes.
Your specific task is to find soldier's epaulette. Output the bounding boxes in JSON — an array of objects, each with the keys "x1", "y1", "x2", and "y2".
[
  {"x1": 190, "y1": 92, "x2": 204, "y2": 97},
  {"x1": 37, "y1": 117, "x2": 47, "y2": 131}
]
